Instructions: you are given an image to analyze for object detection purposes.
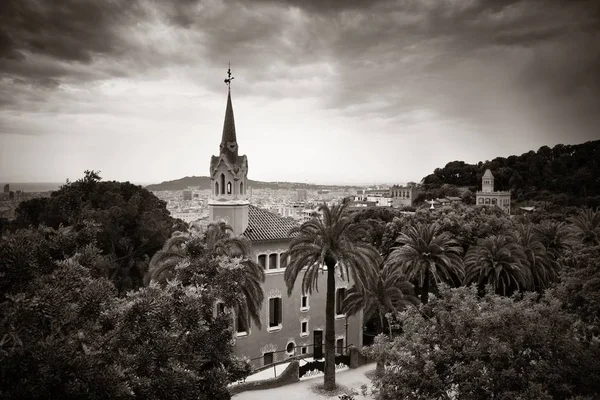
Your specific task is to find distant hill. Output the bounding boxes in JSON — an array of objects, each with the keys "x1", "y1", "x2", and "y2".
[
  {"x1": 145, "y1": 176, "x2": 360, "y2": 191},
  {"x1": 420, "y1": 140, "x2": 600, "y2": 207}
]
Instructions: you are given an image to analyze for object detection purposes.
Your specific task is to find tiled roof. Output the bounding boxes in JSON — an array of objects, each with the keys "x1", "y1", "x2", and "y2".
[
  {"x1": 242, "y1": 205, "x2": 298, "y2": 242},
  {"x1": 483, "y1": 169, "x2": 494, "y2": 178}
]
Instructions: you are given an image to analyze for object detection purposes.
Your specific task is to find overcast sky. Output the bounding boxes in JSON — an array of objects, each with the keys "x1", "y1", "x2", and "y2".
[{"x1": 1, "y1": 0, "x2": 599, "y2": 185}]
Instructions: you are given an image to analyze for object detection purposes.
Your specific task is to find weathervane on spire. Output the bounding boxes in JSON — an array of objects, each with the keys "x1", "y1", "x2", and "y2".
[{"x1": 224, "y1": 62, "x2": 234, "y2": 88}]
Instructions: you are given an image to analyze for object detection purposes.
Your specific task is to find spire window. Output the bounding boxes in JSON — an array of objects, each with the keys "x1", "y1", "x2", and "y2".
[
  {"x1": 220, "y1": 174, "x2": 225, "y2": 195},
  {"x1": 227, "y1": 182, "x2": 232, "y2": 195}
]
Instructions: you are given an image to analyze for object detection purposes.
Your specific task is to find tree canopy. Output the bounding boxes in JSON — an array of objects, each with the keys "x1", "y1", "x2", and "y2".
[
  {"x1": 419, "y1": 140, "x2": 600, "y2": 207},
  {"x1": 11, "y1": 171, "x2": 185, "y2": 293}
]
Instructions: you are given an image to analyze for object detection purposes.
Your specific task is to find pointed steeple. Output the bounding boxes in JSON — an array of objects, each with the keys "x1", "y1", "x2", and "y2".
[
  {"x1": 219, "y1": 88, "x2": 238, "y2": 163},
  {"x1": 219, "y1": 64, "x2": 238, "y2": 164}
]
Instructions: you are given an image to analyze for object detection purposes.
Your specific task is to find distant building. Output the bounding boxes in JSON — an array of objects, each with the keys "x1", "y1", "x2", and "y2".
[
  {"x1": 182, "y1": 190, "x2": 192, "y2": 201},
  {"x1": 171, "y1": 211, "x2": 204, "y2": 223},
  {"x1": 3, "y1": 184, "x2": 8, "y2": 193},
  {"x1": 8, "y1": 191, "x2": 14, "y2": 200},
  {"x1": 390, "y1": 182, "x2": 418, "y2": 208},
  {"x1": 296, "y1": 189, "x2": 308, "y2": 201},
  {"x1": 476, "y1": 169, "x2": 511, "y2": 214},
  {"x1": 353, "y1": 190, "x2": 392, "y2": 207}
]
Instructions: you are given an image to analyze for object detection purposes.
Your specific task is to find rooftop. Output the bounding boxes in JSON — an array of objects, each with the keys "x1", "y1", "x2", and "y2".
[{"x1": 243, "y1": 205, "x2": 299, "y2": 242}]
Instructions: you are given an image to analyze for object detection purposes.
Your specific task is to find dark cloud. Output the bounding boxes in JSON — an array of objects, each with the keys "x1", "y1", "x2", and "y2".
[{"x1": 1, "y1": 0, "x2": 599, "y2": 143}]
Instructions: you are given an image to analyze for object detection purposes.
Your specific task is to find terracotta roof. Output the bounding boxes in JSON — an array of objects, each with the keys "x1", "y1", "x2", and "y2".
[{"x1": 242, "y1": 205, "x2": 298, "y2": 242}]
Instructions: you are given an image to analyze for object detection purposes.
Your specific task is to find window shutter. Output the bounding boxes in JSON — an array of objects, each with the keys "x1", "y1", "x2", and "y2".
[{"x1": 278, "y1": 299, "x2": 283, "y2": 324}]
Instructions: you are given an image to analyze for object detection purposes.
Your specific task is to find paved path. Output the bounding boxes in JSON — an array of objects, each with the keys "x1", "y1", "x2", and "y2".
[{"x1": 233, "y1": 363, "x2": 376, "y2": 400}]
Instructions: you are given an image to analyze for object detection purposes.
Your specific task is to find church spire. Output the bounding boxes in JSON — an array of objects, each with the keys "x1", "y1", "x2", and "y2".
[{"x1": 220, "y1": 64, "x2": 238, "y2": 163}]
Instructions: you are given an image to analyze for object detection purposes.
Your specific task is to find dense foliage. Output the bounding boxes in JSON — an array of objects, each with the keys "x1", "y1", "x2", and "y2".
[
  {"x1": 11, "y1": 171, "x2": 185, "y2": 293},
  {"x1": 146, "y1": 223, "x2": 265, "y2": 330},
  {"x1": 0, "y1": 223, "x2": 252, "y2": 399},
  {"x1": 419, "y1": 140, "x2": 600, "y2": 207},
  {"x1": 366, "y1": 286, "x2": 600, "y2": 400}
]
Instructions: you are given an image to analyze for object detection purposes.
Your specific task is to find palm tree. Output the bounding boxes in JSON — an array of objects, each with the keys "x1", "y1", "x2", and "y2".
[
  {"x1": 387, "y1": 223, "x2": 464, "y2": 304},
  {"x1": 342, "y1": 261, "x2": 419, "y2": 337},
  {"x1": 535, "y1": 221, "x2": 572, "y2": 259},
  {"x1": 512, "y1": 223, "x2": 558, "y2": 291},
  {"x1": 464, "y1": 235, "x2": 531, "y2": 296},
  {"x1": 342, "y1": 261, "x2": 418, "y2": 375},
  {"x1": 282, "y1": 200, "x2": 380, "y2": 391},
  {"x1": 146, "y1": 222, "x2": 265, "y2": 329},
  {"x1": 568, "y1": 208, "x2": 600, "y2": 246}
]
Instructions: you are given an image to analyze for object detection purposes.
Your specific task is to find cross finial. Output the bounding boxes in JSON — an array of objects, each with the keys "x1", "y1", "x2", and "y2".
[{"x1": 224, "y1": 62, "x2": 234, "y2": 88}]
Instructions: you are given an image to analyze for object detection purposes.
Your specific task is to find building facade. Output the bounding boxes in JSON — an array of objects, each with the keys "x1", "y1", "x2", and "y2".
[
  {"x1": 207, "y1": 79, "x2": 362, "y2": 368},
  {"x1": 475, "y1": 169, "x2": 511, "y2": 214},
  {"x1": 390, "y1": 182, "x2": 418, "y2": 208}
]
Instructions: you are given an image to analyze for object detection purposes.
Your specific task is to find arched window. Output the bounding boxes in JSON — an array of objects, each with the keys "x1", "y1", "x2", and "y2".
[
  {"x1": 485, "y1": 198, "x2": 490, "y2": 205},
  {"x1": 215, "y1": 182, "x2": 219, "y2": 196},
  {"x1": 220, "y1": 174, "x2": 225, "y2": 195},
  {"x1": 227, "y1": 182, "x2": 232, "y2": 195},
  {"x1": 240, "y1": 182, "x2": 244, "y2": 195},
  {"x1": 492, "y1": 198, "x2": 497, "y2": 205},
  {"x1": 478, "y1": 198, "x2": 484, "y2": 204}
]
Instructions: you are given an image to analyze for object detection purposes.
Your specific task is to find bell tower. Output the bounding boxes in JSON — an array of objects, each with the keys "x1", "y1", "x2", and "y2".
[
  {"x1": 208, "y1": 65, "x2": 249, "y2": 236},
  {"x1": 482, "y1": 169, "x2": 494, "y2": 193}
]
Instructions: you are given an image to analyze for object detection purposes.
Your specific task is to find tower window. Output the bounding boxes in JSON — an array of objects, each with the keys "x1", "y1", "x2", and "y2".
[
  {"x1": 227, "y1": 182, "x2": 232, "y2": 195},
  {"x1": 215, "y1": 182, "x2": 219, "y2": 196},
  {"x1": 220, "y1": 174, "x2": 225, "y2": 195},
  {"x1": 240, "y1": 182, "x2": 244, "y2": 195}
]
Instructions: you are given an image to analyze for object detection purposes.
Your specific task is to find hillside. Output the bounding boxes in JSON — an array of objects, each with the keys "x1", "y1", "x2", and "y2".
[
  {"x1": 420, "y1": 140, "x2": 600, "y2": 207},
  {"x1": 145, "y1": 176, "x2": 359, "y2": 191}
]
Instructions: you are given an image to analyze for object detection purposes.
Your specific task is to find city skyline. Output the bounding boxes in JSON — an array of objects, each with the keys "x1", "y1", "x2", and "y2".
[{"x1": 1, "y1": 0, "x2": 599, "y2": 185}]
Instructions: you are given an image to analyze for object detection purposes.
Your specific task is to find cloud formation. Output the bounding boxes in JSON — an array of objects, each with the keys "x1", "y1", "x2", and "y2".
[{"x1": 0, "y1": 0, "x2": 599, "y2": 183}]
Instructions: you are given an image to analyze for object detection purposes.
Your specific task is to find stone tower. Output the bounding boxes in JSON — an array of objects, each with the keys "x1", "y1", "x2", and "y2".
[
  {"x1": 208, "y1": 68, "x2": 249, "y2": 236},
  {"x1": 481, "y1": 169, "x2": 494, "y2": 193}
]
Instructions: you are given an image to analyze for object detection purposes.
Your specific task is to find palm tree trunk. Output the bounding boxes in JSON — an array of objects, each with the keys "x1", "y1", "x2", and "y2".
[
  {"x1": 376, "y1": 311, "x2": 385, "y2": 375},
  {"x1": 324, "y1": 260, "x2": 336, "y2": 391},
  {"x1": 421, "y1": 268, "x2": 430, "y2": 304}
]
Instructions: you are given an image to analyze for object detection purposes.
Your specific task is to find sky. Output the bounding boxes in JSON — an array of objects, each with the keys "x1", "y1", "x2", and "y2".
[{"x1": 1, "y1": 0, "x2": 599, "y2": 186}]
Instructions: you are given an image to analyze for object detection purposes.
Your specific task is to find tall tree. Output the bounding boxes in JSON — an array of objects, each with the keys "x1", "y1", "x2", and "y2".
[
  {"x1": 387, "y1": 223, "x2": 464, "y2": 304},
  {"x1": 464, "y1": 235, "x2": 531, "y2": 296},
  {"x1": 282, "y1": 200, "x2": 380, "y2": 391}
]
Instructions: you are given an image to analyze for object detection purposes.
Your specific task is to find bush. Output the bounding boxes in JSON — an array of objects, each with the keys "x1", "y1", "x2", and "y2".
[{"x1": 365, "y1": 285, "x2": 600, "y2": 399}]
